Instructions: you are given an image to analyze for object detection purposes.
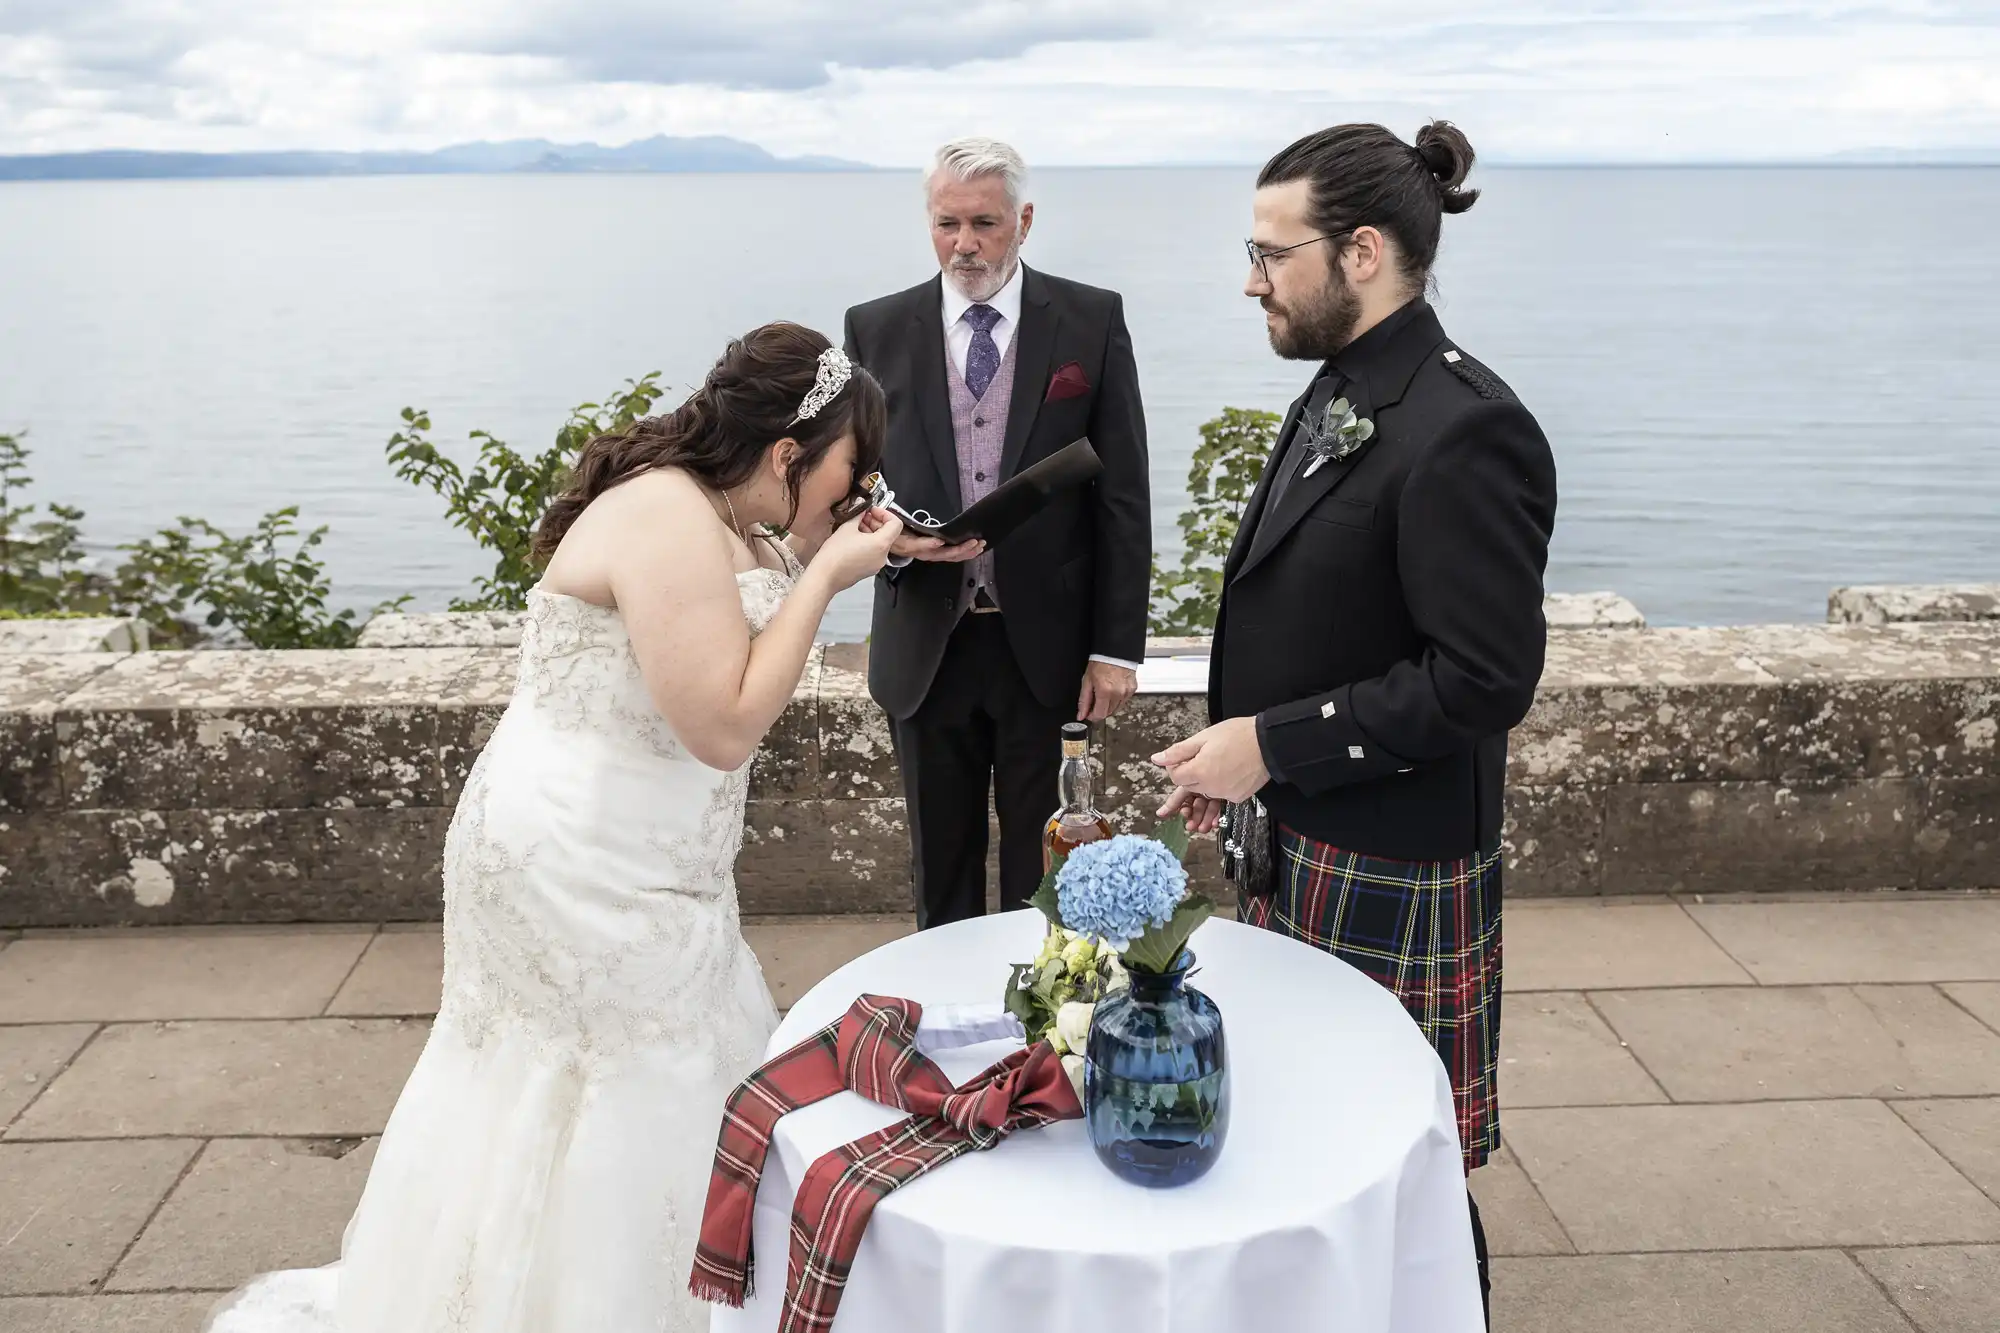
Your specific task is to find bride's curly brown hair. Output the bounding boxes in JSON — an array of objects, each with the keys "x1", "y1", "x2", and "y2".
[{"x1": 531, "y1": 321, "x2": 887, "y2": 563}]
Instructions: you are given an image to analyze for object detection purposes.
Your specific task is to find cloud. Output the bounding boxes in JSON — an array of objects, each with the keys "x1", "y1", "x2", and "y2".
[
  {"x1": 1, "y1": 1, "x2": 1997, "y2": 160},
  {"x1": 445, "y1": 1, "x2": 1158, "y2": 91}
]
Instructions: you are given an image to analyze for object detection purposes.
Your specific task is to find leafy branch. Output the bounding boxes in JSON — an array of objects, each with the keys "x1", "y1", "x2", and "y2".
[
  {"x1": 1148, "y1": 407, "x2": 1281, "y2": 638},
  {"x1": 386, "y1": 373, "x2": 666, "y2": 611}
]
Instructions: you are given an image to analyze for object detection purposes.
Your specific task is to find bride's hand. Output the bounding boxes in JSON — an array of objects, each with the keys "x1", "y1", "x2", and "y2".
[{"x1": 813, "y1": 508, "x2": 905, "y2": 590}]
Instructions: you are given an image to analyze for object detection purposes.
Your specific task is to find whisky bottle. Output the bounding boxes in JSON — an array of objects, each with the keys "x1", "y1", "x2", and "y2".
[{"x1": 1044, "y1": 722, "x2": 1114, "y2": 871}]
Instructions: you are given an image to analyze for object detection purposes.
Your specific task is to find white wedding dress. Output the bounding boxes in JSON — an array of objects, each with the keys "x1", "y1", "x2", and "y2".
[{"x1": 204, "y1": 553, "x2": 797, "y2": 1333}]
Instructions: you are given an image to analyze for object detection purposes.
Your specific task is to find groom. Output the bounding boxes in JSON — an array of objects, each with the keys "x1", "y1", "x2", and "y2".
[
  {"x1": 1154, "y1": 122, "x2": 1558, "y2": 1323},
  {"x1": 843, "y1": 136, "x2": 1152, "y2": 930}
]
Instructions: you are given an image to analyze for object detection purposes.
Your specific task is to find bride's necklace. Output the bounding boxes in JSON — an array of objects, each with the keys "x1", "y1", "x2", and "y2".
[{"x1": 716, "y1": 486, "x2": 749, "y2": 542}]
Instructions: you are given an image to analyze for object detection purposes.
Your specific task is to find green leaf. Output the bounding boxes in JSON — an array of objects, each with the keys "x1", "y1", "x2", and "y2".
[
  {"x1": 1152, "y1": 816, "x2": 1191, "y2": 863},
  {"x1": 1119, "y1": 892, "x2": 1218, "y2": 976},
  {"x1": 1002, "y1": 964, "x2": 1042, "y2": 1029}
]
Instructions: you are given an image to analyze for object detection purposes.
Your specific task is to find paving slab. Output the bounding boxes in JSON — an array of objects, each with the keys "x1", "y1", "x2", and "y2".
[
  {"x1": 1491, "y1": 1251, "x2": 1913, "y2": 1333},
  {"x1": 6, "y1": 1020, "x2": 429, "y2": 1140},
  {"x1": 0, "y1": 930, "x2": 374, "y2": 1023},
  {"x1": 325, "y1": 927, "x2": 441, "y2": 1016},
  {"x1": 1687, "y1": 900, "x2": 2000, "y2": 984},
  {"x1": 1469, "y1": 1142, "x2": 1573, "y2": 1256},
  {"x1": 1499, "y1": 993, "x2": 1667, "y2": 1107},
  {"x1": 1855, "y1": 1245, "x2": 2000, "y2": 1333},
  {"x1": 1595, "y1": 985, "x2": 2000, "y2": 1101},
  {"x1": 1504, "y1": 903, "x2": 1754, "y2": 991},
  {"x1": 0, "y1": 1140, "x2": 199, "y2": 1295},
  {"x1": 0, "y1": 1294, "x2": 225, "y2": 1333},
  {"x1": 323, "y1": 917, "x2": 921, "y2": 1019},
  {"x1": 1943, "y1": 983, "x2": 2000, "y2": 1035},
  {"x1": 0, "y1": 1024, "x2": 96, "y2": 1126},
  {"x1": 110, "y1": 1138, "x2": 376, "y2": 1292},
  {"x1": 1893, "y1": 1099, "x2": 2000, "y2": 1205},
  {"x1": 742, "y1": 915, "x2": 915, "y2": 1011},
  {"x1": 1504, "y1": 1100, "x2": 2000, "y2": 1252}
]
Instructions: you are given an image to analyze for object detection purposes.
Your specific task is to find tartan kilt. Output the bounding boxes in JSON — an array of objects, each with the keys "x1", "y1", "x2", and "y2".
[{"x1": 1242, "y1": 826, "x2": 1502, "y2": 1175}]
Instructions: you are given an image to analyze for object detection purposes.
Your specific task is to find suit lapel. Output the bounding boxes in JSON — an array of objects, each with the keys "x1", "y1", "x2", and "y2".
[
  {"x1": 907, "y1": 277, "x2": 963, "y2": 513},
  {"x1": 1222, "y1": 386, "x2": 1310, "y2": 582},
  {"x1": 1227, "y1": 303, "x2": 1451, "y2": 585},
  {"x1": 1234, "y1": 379, "x2": 1375, "y2": 581},
  {"x1": 1000, "y1": 265, "x2": 1056, "y2": 481}
]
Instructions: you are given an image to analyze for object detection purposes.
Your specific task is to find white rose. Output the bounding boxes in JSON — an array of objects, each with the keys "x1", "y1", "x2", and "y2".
[
  {"x1": 1061, "y1": 1053, "x2": 1086, "y2": 1101},
  {"x1": 1045, "y1": 1027, "x2": 1069, "y2": 1057},
  {"x1": 1054, "y1": 1001, "x2": 1095, "y2": 1055}
]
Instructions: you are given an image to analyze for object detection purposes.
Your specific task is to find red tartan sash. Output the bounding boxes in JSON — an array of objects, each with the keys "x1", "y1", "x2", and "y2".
[{"x1": 690, "y1": 994, "x2": 1081, "y2": 1333}]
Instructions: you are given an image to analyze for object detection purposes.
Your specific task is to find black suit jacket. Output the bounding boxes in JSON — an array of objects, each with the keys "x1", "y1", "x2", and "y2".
[
  {"x1": 843, "y1": 265, "x2": 1151, "y2": 720},
  {"x1": 1210, "y1": 299, "x2": 1558, "y2": 862}
]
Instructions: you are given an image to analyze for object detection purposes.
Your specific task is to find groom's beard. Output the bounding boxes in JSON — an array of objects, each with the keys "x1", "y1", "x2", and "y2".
[{"x1": 1265, "y1": 271, "x2": 1361, "y2": 361}]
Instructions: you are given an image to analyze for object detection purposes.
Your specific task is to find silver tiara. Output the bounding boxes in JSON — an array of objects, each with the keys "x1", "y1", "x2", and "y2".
[{"x1": 789, "y1": 346, "x2": 853, "y2": 426}]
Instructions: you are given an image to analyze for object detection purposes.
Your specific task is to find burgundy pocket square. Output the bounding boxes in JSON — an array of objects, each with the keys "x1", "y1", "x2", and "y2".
[{"x1": 1045, "y1": 362, "x2": 1090, "y2": 402}]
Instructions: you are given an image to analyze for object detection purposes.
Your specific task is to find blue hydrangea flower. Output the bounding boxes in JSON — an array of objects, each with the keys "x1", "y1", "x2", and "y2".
[{"x1": 1055, "y1": 835, "x2": 1189, "y2": 950}]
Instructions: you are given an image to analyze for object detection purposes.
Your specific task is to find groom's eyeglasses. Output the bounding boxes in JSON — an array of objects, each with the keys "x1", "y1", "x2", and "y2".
[{"x1": 1245, "y1": 231, "x2": 1353, "y2": 284}]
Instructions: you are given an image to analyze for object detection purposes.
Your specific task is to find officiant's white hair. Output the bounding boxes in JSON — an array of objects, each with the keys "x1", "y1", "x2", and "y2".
[{"x1": 925, "y1": 137, "x2": 1030, "y2": 214}]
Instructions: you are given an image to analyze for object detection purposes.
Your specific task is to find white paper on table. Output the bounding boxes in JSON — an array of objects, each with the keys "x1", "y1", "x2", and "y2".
[{"x1": 1135, "y1": 655, "x2": 1210, "y2": 695}]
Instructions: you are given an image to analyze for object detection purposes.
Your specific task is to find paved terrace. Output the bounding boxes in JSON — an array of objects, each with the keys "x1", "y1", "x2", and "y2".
[{"x1": 2, "y1": 894, "x2": 1998, "y2": 1332}]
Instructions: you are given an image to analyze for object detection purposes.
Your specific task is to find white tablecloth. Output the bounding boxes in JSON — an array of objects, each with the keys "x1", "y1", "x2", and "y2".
[{"x1": 711, "y1": 910, "x2": 1482, "y2": 1333}]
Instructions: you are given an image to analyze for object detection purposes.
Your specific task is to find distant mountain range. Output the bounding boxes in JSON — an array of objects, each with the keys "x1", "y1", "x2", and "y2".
[
  {"x1": 3, "y1": 136, "x2": 1994, "y2": 181},
  {"x1": 0, "y1": 135, "x2": 873, "y2": 181}
]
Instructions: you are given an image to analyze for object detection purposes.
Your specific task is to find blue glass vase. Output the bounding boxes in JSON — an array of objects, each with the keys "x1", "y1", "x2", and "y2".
[{"x1": 1082, "y1": 950, "x2": 1229, "y2": 1187}]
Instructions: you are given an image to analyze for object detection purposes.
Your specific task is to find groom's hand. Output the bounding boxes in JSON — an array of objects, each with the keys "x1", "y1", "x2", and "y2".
[
  {"x1": 1158, "y1": 786, "x2": 1225, "y2": 835},
  {"x1": 1151, "y1": 717, "x2": 1269, "y2": 803},
  {"x1": 890, "y1": 535, "x2": 985, "y2": 563}
]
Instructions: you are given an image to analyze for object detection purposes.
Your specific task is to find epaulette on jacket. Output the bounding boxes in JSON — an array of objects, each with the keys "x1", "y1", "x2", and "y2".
[{"x1": 1442, "y1": 349, "x2": 1515, "y2": 402}]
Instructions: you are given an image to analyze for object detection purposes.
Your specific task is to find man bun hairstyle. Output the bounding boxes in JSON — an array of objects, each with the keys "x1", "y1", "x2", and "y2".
[
  {"x1": 1412, "y1": 121, "x2": 1479, "y2": 214},
  {"x1": 1257, "y1": 119, "x2": 1480, "y2": 290}
]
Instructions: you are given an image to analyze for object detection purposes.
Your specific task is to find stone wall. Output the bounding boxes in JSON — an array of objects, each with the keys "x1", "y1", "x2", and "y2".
[
  {"x1": 0, "y1": 616, "x2": 149, "y2": 654},
  {"x1": 3, "y1": 621, "x2": 1996, "y2": 927},
  {"x1": 1829, "y1": 583, "x2": 2000, "y2": 626},
  {"x1": 349, "y1": 590, "x2": 1651, "y2": 651}
]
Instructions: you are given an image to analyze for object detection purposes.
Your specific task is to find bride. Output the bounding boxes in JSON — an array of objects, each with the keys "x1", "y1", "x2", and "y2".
[{"x1": 205, "y1": 322, "x2": 907, "y2": 1332}]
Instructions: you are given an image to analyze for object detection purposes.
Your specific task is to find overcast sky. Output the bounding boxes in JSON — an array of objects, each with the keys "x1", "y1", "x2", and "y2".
[{"x1": 3, "y1": 1, "x2": 1998, "y2": 163}]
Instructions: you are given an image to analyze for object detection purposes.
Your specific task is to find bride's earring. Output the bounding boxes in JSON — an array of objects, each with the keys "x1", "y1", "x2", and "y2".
[{"x1": 772, "y1": 444, "x2": 800, "y2": 526}]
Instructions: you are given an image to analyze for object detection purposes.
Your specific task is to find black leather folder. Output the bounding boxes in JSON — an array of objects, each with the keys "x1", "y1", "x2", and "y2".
[{"x1": 880, "y1": 437, "x2": 1102, "y2": 546}]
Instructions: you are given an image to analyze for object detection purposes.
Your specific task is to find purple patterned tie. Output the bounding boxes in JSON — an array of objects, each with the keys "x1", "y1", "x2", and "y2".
[{"x1": 962, "y1": 304, "x2": 1002, "y2": 400}]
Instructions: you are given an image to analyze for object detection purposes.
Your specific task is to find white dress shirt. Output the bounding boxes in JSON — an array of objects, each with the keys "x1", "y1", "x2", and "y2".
[
  {"x1": 937, "y1": 264, "x2": 1138, "y2": 675},
  {"x1": 940, "y1": 262, "x2": 1023, "y2": 379}
]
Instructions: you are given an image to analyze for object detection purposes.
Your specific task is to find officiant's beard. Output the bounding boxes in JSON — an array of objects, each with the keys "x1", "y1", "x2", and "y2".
[
  {"x1": 1265, "y1": 270, "x2": 1361, "y2": 361},
  {"x1": 945, "y1": 237, "x2": 1023, "y2": 303}
]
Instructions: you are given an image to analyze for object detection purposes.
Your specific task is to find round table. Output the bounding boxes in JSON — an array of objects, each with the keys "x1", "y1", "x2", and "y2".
[{"x1": 710, "y1": 910, "x2": 1483, "y2": 1333}]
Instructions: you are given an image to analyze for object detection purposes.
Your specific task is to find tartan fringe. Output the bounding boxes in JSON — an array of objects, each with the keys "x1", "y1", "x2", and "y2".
[
  {"x1": 689, "y1": 1246, "x2": 755, "y2": 1308},
  {"x1": 688, "y1": 1272, "x2": 750, "y2": 1309}
]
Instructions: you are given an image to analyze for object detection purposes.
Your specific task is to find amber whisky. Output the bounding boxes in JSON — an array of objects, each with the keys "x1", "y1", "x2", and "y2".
[{"x1": 1044, "y1": 722, "x2": 1114, "y2": 871}]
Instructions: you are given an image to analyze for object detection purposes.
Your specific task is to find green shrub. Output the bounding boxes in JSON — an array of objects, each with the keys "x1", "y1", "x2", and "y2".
[
  {"x1": 0, "y1": 431, "x2": 400, "y2": 649},
  {"x1": 386, "y1": 373, "x2": 666, "y2": 611},
  {"x1": 1148, "y1": 408, "x2": 1280, "y2": 637}
]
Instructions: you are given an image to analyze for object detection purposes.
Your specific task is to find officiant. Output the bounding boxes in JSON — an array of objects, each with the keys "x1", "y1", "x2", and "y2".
[{"x1": 842, "y1": 136, "x2": 1152, "y2": 930}]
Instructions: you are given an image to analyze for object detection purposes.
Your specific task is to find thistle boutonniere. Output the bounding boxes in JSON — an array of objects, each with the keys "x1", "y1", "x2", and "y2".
[{"x1": 1299, "y1": 396, "x2": 1375, "y2": 477}]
